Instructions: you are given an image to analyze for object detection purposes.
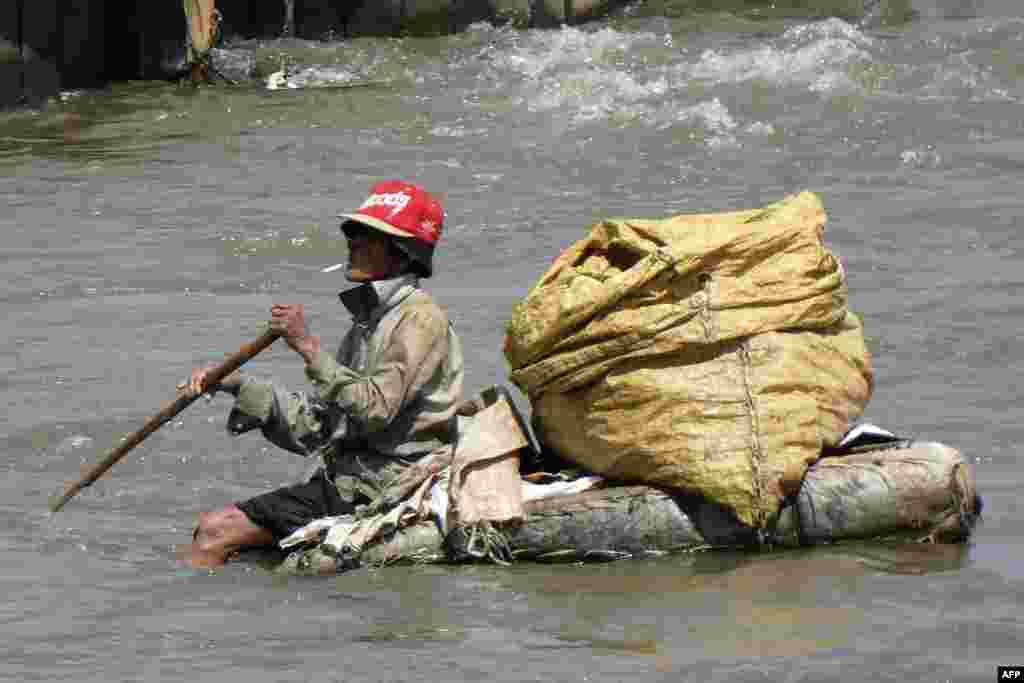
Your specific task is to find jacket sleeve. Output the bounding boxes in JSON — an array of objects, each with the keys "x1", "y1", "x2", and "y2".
[
  {"x1": 302, "y1": 308, "x2": 450, "y2": 436},
  {"x1": 227, "y1": 378, "x2": 347, "y2": 456}
]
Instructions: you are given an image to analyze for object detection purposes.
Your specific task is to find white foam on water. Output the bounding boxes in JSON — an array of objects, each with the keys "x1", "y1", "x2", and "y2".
[
  {"x1": 56, "y1": 435, "x2": 94, "y2": 455},
  {"x1": 482, "y1": 25, "x2": 670, "y2": 123},
  {"x1": 530, "y1": 71, "x2": 669, "y2": 123},
  {"x1": 745, "y1": 121, "x2": 777, "y2": 137},
  {"x1": 685, "y1": 18, "x2": 874, "y2": 93},
  {"x1": 667, "y1": 98, "x2": 776, "y2": 149},
  {"x1": 900, "y1": 145, "x2": 943, "y2": 168},
  {"x1": 430, "y1": 123, "x2": 491, "y2": 138},
  {"x1": 472, "y1": 20, "x2": 877, "y2": 137},
  {"x1": 683, "y1": 98, "x2": 737, "y2": 129},
  {"x1": 489, "y1": 26, "x2": 648, "y2": 80},
  {"x1": 683, "y1": 99, "x2": 740, "y2": 148},
  {"x1": 265, "y1": 62, "x2": 375, "y2": 90},
  {"x1": 917, "y1": 49, "x2": 1019, "y2": 103}
]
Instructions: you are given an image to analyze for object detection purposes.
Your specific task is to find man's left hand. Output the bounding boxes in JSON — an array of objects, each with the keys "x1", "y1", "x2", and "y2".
[{"x1": 270, "y1": 304, "x2": 321, "y2": 363}]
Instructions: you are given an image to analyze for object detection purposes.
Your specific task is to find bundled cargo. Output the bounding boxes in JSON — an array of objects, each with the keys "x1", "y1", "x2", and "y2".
[
  {"x1": 504, "y1": 192, "x2": 873, "y2": 528},
  {"x1": 792, "y1": 441, "x2": 979, "y2": 544},
  {"x1": 272, "y1": 437, "x2": 980, "y2": 575}
]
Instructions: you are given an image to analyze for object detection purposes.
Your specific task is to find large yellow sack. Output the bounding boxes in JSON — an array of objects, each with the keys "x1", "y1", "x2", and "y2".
[
  {"x1": 504, "y1": 192, "x2": 873, "y2": 528},
  {"x1": 532, "y1": 314, "x2": 873, "y2": 527}
]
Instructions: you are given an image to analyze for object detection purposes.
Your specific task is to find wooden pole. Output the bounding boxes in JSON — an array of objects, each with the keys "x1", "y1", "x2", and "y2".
[
  {"x1": 49, "y1": 329, "x2": 281, "y2": 513},
  {"x1": 184, "y1": 0, "x2": 217, "y2": 83}
]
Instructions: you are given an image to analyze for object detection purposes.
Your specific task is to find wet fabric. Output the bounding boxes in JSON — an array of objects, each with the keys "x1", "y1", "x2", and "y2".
[
  {"x1": 237, "y1": 469, "x2": 355, "y2": 541},
  {"x1": 447, "y1": 394, "x2": 529, "y2": 528}
]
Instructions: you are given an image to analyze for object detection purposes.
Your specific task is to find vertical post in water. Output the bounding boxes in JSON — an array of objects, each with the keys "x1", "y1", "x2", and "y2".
[
  {"x1": 185, "y1": 0, "x2": 217, "y2": 82},
  {"x1": 282, "y1": 0, "x2": 294, "y2": 37}
]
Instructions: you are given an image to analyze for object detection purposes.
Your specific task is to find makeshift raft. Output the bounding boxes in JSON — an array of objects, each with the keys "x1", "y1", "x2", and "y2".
[{"x1": 271, "y1": 424, "x2": 981, "y2": 576}]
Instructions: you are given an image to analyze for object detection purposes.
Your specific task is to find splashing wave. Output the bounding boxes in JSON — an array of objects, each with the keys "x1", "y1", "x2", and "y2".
[{"x1": 686, "y1": 18, "x2": 874, "y2": 92}]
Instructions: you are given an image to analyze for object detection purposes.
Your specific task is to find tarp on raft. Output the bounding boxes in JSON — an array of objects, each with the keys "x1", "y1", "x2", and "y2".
[{"x1": 504, "y1": 192, "x2": 873, "y2": 528}]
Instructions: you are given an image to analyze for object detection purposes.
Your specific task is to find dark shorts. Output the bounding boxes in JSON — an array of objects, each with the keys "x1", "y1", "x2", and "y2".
[{"x1": 236, "y1": 468, "x2": 358, "y2": 541}]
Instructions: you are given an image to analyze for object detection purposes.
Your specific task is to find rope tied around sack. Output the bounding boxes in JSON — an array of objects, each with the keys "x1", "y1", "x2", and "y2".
[
  {"x1": 738, "y1": 340, "x2": 768, "y2": 530},
  {"x1": 452, "y1": 522, "x2": 514, "y2": 566}
]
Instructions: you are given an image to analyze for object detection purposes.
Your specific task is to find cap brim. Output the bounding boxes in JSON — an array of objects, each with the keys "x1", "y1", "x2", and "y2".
[{"x1": 337, "y1": 213, "x2": 415, "y2": 239}]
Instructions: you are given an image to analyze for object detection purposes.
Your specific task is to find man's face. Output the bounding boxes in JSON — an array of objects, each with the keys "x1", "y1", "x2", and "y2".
[{"x1": 343, "y1": 222, "x2": 404, "y2": 282}]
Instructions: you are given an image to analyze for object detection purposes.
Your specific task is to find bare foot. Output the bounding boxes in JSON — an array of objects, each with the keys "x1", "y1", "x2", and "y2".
[{"x1": 175, "y1": 543, "x2": 228, "y2": 569}]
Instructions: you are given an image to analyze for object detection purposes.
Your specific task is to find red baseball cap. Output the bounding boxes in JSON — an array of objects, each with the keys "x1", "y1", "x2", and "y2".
[
  {"x1": 323, "y1": 180, "x2": 444, "y2": 275},
  {"x1": 337, "y1": 180, "x2": 443, "y2": 246}
]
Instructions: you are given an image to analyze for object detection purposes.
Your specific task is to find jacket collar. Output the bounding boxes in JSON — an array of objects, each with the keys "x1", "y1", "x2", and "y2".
[{"x1": 338, "y1": 274, "x2": 420, "y2": 323}]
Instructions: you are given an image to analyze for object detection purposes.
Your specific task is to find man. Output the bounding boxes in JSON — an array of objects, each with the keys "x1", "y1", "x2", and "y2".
[{"x1": 181, "y1": 180, "x2": 464, "y2": 568}]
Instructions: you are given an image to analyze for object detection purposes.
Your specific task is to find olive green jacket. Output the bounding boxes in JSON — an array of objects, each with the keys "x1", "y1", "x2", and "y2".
[{"x1": 228, "y1": 274, "x2": 464, "y2": 502}]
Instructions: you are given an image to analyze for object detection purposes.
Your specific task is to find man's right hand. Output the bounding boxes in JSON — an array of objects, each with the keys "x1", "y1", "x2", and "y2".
[{"x1": 183, "y1": 365, "x2": 244, "y2": 398}]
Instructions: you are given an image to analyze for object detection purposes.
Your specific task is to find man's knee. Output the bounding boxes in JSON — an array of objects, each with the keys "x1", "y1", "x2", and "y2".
[
  {"x1": 181, "y1": 505, "x2": 273, "y2": 568},
  {"x1": 200, "y1": 505, "x2": 251, "y2": 527},
  {"x1": 194, "y1": 506, "x2": 256, "y2": 548}
]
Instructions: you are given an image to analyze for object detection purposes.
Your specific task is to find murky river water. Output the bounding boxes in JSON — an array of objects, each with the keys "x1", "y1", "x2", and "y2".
[{"x1": 2, "y1": 1, "x2": 1023, "y2": 680}]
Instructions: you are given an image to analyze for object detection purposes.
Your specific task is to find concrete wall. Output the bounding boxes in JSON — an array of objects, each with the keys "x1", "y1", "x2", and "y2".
[
  {"x1": 343, "y1": 0, "x2": 612, "y2": 36},
  {"x1": 0, "y1": 0, "x2": 202, "y2": 105},
  {"x1": 1, "y1": 0, "x2": 65, "y2": 106},
  {"x1": 294, "y1": 0, "x2": 345, "y2": 39},
  {"x1": 212, "y1": 0, "x2": 624, "y2": 41},
  {"x1": 0, "y1": 0, "x2": 109, "y2": 106},
  {"x1": 217, "y1": 0, "x2": 285, "y2": 38},
  {"x1": 0, "y1": 0, "x2": 636, "y2": 106},
  {"x1": 136, "y1": 0, "x2": 192, "y2": 79},
  {"x1": 0, "y1": 3, "x2": 21, "y2": 57},
  {"x1": 65, "y1": 0, "x2": 107, "y2": 85},
  {"x1": 0, "y1": 1, "x2": 24, "y2": 108}
]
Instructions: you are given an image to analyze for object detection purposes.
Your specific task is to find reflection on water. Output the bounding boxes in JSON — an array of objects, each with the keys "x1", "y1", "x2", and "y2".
[
  {"x1": 535, "y1": 543, "x2": 969, "y2": 598},
  {"x1": 524, "y1": 542, "x2": 972, "y2": 660},
  {"x1": 849, "y1": 539, "x2": 971, "y2": 575}
]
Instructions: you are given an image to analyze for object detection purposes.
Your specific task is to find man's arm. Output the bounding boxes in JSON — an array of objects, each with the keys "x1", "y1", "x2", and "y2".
[
  {"x1": 223, "y1": 303, "x2": 341, "y2": 455},
  {"x1": 303, "y1": 309, "x2": 450, "y2": 434},
  {"x1": 228, "y1": 377, "x2": 346, "y2": 456}
]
